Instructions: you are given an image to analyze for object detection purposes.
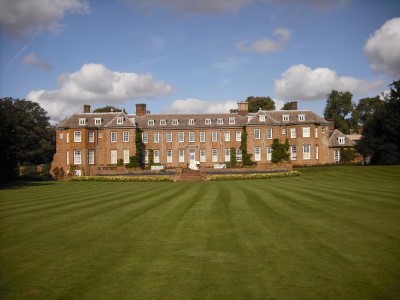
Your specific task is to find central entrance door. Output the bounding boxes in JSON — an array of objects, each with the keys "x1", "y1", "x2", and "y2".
[{"x1": 189, "y1": 149, "x2": 197, "y2": 170}]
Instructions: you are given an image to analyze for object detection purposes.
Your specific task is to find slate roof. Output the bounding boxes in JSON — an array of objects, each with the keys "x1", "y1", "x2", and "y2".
[
  {"x1": 329, "y1": 129, "x2": 356, "y2": 147},
  {"x1": 265, "y1": 110, "x2": 330, "y2": 125},
  {"x1": 57, "y1": 112, "x2": 136, "y2": 129}
]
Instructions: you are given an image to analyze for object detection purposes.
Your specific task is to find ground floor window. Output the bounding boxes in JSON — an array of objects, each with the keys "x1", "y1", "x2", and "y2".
[
  {"x1": 74, "y1": 150, "x2": 81, "y2": 165},
  {"x1": 66, "y1": 150, "x2": 70, "y2": 165},
  {"x1": 88, "y1": 150, "x2": 95, "y2": 165},
  {"x1": 154, "y1": 150, "x2": 160, "y2": 163},
  {"x1": 254, "y1": 146, "x2": 261, "y2": 161},
  {"x1": 123, "y1": 149, "x2": 130, "y2": 164},
  {"x1": 212, "y1": 149, "x2": 218, "y2": 162},
  {"x1": 303, "y1": 145, "x2": 311, "y2": 160},
  {"x1": 179, "y1": 149, "x2": 185, "y2": 162},
  {"x1": 224, "y1": 148, "x2": 230, "y2": 162},
  {"x1": 334, "y1": 150, "x2": 340, "y2": 162},
  {"x1": 315, "y1": 145, "x2": 319, "y2": 160},
  {"x1": 236, "y1": 149, "x2": 242, "y2": 162},
  {"x1": 166, "y1": 150, "x2": 173, "y2": 163},
  {"x1": 111, "y1": 150, "x2": 117, "y2": 164},
  {"x1": 266, "y1": 146, "x2": 272, "y2": 161},
  {"x1": 200, "y1": 149, "x2": 206, "y2": 162},
  {"x1": 291, "y1": 145, "x2": 297, "y2": 161},
  {"x1": 142, "y1": 150, "x2": 148, "y2": 164}
]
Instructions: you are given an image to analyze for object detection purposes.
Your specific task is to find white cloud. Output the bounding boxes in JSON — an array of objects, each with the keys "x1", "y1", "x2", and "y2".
[
  {"x1": 163, "y1": 99, "x2": 237, "y2": 114},
  {"x1": 274, "y1": 64, "x2": 384, "y2": 101},
  {"x1": 21, "y1": 52, "x2": 52, "y2": 70},
  {"x1": 0, "y1": 0, "x2": 89, "y2": 37},
  {"x1": 26, "y1": 63, "x2": 173, "y2": 122},
  {"x1": 364, "y1": 17, "x2": 400, "y2": 78},
  {"x1": 235, "y1": 28, "x2": 292, "y2": 53}
]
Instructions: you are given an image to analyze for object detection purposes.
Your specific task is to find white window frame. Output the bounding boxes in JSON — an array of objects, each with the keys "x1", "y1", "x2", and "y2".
[
  {"x1": 282, "y1": 115, "x2": 289, "y2": 122},
  {"x1": 266, "y1": 146, "x2": 272, "y2": 161},
  {"x1": 236, "y1": 131, "x2": 242, "y2": 142},
  {"x1": 334, "y1": 150, "x2": 340, "y2": 162},
  {"x1": 303, "y1": 145, "x2": 311, "y2": 160},
  {"x1": 178, "y1": 131, "x2": 184, "y2": 143},
  {"x1": 217, "y1": 118, "x2": 224, "y2": 125},
  {"x1": 338, "y1": 137, "x2": 345, "y2": 144},
  {"x1": 143, "y1": 150, "x2": 149, "y2": 164},
  {"x1": 205, "y1": 119, "x2": 212, "y2": 125},
  {"x1": 166, "y1": 132, "x2": 172, "y2": 143},
  {"x1": 254, "y1": 146, "x2": 261, "y2": 161},
  {"x1": 88, "y1": 150, "x2": 95, "y2": 165},
  {"x1": 315, "y1": 145, "x2": 319, "y2": 160},
  {"x1": 153, "y1": 150, "x2": 160, "y2": 163},
  {"x1": 94, "y1": 118, "x2": 102, "y2": 125},
  {"x1": 66, "y1": 132, "x2": 70, "y2": 143},
  {"x1": 200, "y1": 149, "x2": 206, "y2": 163},
  {"x1": 178, "y1": 149, "x2": 185, "y2": 162},
  {"x1": 298, "y1": 114, "x2": 305, "y2": 122},
  {"x1": 166, "y1": 150, "x2": 173, "y2": 163},
  {"x1": 281, "y1": 127, "x2": 286, "y2": 135},
  {"x1": 154, "y1": 132, "x2": 159, "y2": 143},
  {"x1": 290, "y1": 128, "x2": 296, "y2": 139},
  {"x1": 123, "y1": 149, "x2": 130, "y2": 164},
  {"x1": 229, "y1": 117, "x2": 236, "y2": 124},
  {"x1": 59, "y1": 133, "x2": 64, "y2": 139},
  {"x1": 160, "y1": 119, "x2": 167, "y2": 126},
  {"x1": 188, "y1": 119, "x2": 195, "y2": 125},
  {"x1": 189, "y1": 131, "x2": 195, "y2": 143},
  {"x1": 79, "y1": 118, "x2": 86, "y2": 126},
  {"x1": 212, "y1": 131, "x2": 217, "y2": 142},
  {"x1": 123, "y1": 131, "x2": 129, "y2": 142},
  {"x1": 224, "y1": 149, "x2": 231, "y2": 162},
  {"x1": 236, "y1": 149, "x2": 242, "y2": 162},
  {"x1": 66, "y1": 150, "x2": 70, "y2": 165},
  {"x1": 290, "y1": 145, "x2": 297, "y2": 161},
  {"x1": 74, "y1": 150, "x2": 81, "y2": 165},
  {"x1": 142, "y1": 132, "x2": 148, "y2": 143},
  {"x1": 266, "y1": 128, "x2": 272, "y2": 140},
  {"x1": 117, "y1": 117, "x2": 124, "y2": 125},
  {"x1": 111, "y1": 131, "x2": 117, "y2": 143},
  {"x1": 315, "y1": 127, "x2": 319, "y2": 138},
  {"x1": 302, "y1": 127, "x2": 310, "y2": 138},
  {"x1": 224, "y1": 131, "x2": 230, "y2": 142},
  {"x1": 200, "y1": 131, "x2": 205, "y2": 143},
  {"x1": 212, "y1": 149, "x2": 218, "y2": 162},
  {"x1": 74, "y1": 131, "x2": 81, "y2": 143},
  {"x1": 111, "y1": 150, "x2": 118, "y2": 164},
  {"x1": 148, "y1": 120, "x2": 155, "y2": 126},
  {"x1": 88, "y1": 131, "x2": 94, "y2": 143},
  {"x1": 259, "y1": 115, "x2": 266, "y2": 122},
  {"x1": 172, "y1": 119, "x2": 179, "y2": 125},
  {"x1": 254, "y1": 128, "x2": 260, "y2": 140}
]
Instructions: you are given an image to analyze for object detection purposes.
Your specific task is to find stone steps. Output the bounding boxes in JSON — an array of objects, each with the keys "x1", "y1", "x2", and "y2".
[{"x1": 177, "y1": 169, "x2": 202, "y2": 182}]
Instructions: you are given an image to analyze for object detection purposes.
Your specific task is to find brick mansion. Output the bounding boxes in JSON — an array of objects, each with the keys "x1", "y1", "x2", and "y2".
[{"x1": 51, "y1": 102, "x2": 355, "y2": 175}]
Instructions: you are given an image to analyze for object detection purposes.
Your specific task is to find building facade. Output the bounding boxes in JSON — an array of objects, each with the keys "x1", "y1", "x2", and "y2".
[{"x1": 51, "y1": 102, "x2": 355, "y2": 175}]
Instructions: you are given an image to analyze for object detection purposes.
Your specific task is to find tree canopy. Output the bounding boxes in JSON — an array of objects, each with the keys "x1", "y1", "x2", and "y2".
[
  {"x1": 281, "y1": 102, "x2": 292, "y2": 110},
  {"x1": 93, "y1": 106, "x2": 125, "y2": 113},
  {"x1": 323, "y1": 90, "x2": 354, "y2": 134},
  {"x1": 246, "y1": 96, "x2": 275, "y2": 112},
  {"x1": 0, "y1": 98, "x2": 55, "y2": 181}
]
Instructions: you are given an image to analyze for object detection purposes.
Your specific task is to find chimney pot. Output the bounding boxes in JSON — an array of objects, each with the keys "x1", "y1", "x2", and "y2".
[
  {"x1": 136, "y1": 103, "x2": 147, "y2": 116},
  {"x1": 83, "y1": 104, "x2": 91, "y2": 113}
]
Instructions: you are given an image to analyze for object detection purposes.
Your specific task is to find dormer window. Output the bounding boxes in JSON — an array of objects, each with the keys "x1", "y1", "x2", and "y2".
[
  {"x1": 172, "y1": 119, "x2": 179, "y2": 125},
  {"x1": 117, "y1": 117, "x2": 124, "y2": 125},
  {"x1": 94, "y1": 118, "x2": 102, "y2": 125},
  {"x1": 259, "y1": 115, "x2": 266, "y2": 122},
  {"x1": 205, "y1": 119, "x2": 212, "y2": 125},
  {"x1": 188, "y1": 119, "x2": 195, "y2": 125},
  {"x1": 338, "y1": 137, "x2": 345, "y2": 144},
  {"x1": 298, "y1": 114, "x2": 305, "y2": 122},
  {"x1": 148, "y1": 120, "x2": 155, "y2": 126},
  {"x1": 79, "y1": 118, "x2": 86, "y2": 126},
  {"x1": 229, "y1": 117, "x2": 236, "y2": 124},
  {"x1": 282, "y1": 115, "x2": 289, "y2": 122},
  {"x1": 217, "y1": 118, "x2": 224, "y2": 125},
  {"x1": 160, "y1": 119, "x2": 166, "y2": 125}
]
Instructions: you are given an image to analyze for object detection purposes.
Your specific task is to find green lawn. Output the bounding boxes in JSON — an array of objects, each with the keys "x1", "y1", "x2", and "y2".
[{"x1": 1, "y1": 166, "x2": 399, "y2": 299}]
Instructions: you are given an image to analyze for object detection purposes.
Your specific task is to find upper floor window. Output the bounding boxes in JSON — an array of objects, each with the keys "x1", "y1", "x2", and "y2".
[
  {"x1": 178, "y1": 132, "x2": 184, "y2": 142},
  {"x1": 74, "y1": 131, "x2": 81, "y2": 143},
  {"x1": 160, "y1": 119, "x2": 166, "y2": 126},
  {"x1": 189, "y1": 131, "x2": 195, "y2": 142},
  {"x1": 188, "y1": 119, "x2": 195, "y2": 125},
  {"x1": 290, "y1": 128, "x2": 296, "y2": 139},
  {"x1": 172, "y1": 119, "x2": 179, "y2": 125},
  {"x1": 88, "y1": 131, "x2": 95, "y2": 143},
  {"x1": 259, "y1": 115, "x2": 266, "y2": 122},
  {"x1": 266, "y1": 128, "x2": 272, "y2": 139},
  {"x1": 94, "y1": 118, "x2": 102, "y2": 125},
  {"x1": 236, "y1": 131, "x2": 242, "y2": 142},
  {"x1": 338, "y1": 137, "x2": 345, "y2": 144},
  {"x1": 111, "y1": 131, "x2": 117, "y2": 142},
  {"x1": 142, "y1": 132, "x2": 148, "y2": 143},
  {"x1": 166, "y1": 132, "x2": 172, "y2": 143},
  {"x1": 224, "y1": 131, "x2": 230, "y2": 142},
  {"x1": 148, "y1": 120, "x2": 155, "y2": 126},
  {"x1": 322, "y1": 126, "x2": 326, "y2": 133},
  {"x1": 205, "y1": 119, "x2": 212, "y2": 125},
  {"x1": 302, "y1": 127, "x2": 310, "y2": 138},
  {"x1": 154, "y1": 132, "x2": 159, "y2": 143},
  {"x1": 282, "y1": 115, "x2": 289, "y2": 122},
  {"x1": 298, "y1": 114, "x2": 305, "y2": 122},
  {"x1": 212, "y1": 131, "x2": 218, "y2": 142},
  {"x1": 281, "y1": 127, "x2": 286, "y2": 135},
  {"x1": 117, "y1": 117, "x2": 124, "y2": 124},
  {"x1": 217, "y1": 118, "x2": 224, "y2": 125},
  {"x1": 200, "y1": 131, "x2": 206, "y2": 142},
  {"x1": 123, "y1": 131, "x2": 129, "y2": 142},
  {"x1": 229, "y1": 117, "x2": 236, "y2": 124},
  {"x1": 254, "y1": 128, "x2": 260, "y2": 140},
  {"x1": 79, "y1": 118, "x2": 86, "y2": 126}
]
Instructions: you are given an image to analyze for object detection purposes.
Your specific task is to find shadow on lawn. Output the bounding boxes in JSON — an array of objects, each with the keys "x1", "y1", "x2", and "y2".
[{"x1": 0, "y1": 180, "x2": 55, "y2": 190}]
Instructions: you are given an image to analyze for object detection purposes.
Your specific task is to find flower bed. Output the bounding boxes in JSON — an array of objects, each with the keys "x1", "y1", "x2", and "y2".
[
  {"x1": 71, "y1": 175, "x2": 174, "y2": 182},
  {"x1": 207, "y1": 171, "x2": 300, "y2": 181}
]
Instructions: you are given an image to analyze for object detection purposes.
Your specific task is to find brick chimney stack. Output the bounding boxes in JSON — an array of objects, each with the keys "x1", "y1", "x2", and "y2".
[
  {"x1": 237, "y1": 102, "x2": 248, "y2": 116},
  {"x1": 290, "y1": 101, "x2": 298, "y2": 110},
  {"x1": 136, "y1": 103, "x2": 147, "y2": 116},
  {"x1": 83, "y1": 104, "x2": 91, "y2": 113}
]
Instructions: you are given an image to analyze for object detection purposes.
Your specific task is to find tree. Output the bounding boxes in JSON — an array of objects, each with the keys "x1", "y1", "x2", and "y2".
[
  {"x1": 356, "y1": 79, "x2": 400, "y2": 165},
  {"x1": 93, "y1": 106, "x2": 125, "y2": 113},
  {"x1": 281, "y1": 102, "x2": 292, "y2": 110},
  {"x1": 0, "y1": 98, "x2": 55, "y2": 181},
  {"x1": 354, "y1": 96, "x2": 384, "y2": 126},
  {"x1": 323, "y1": 90, "x2": 354, "y2": 134},
  {"x1": 127, "y1": 127, "x2": 145, "y2": 169},
  {"x1": 240, "y1": 131, "x2": 255, "y2": 166},
  {"x1": 246, "y1": 96, "x2": 275, "y2": 112},
  {"x1": 271, "y1": 138, "x2": 290, "y2": 163}
]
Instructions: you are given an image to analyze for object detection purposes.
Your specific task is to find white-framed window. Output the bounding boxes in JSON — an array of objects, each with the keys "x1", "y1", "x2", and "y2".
[
  {"x1": 259, "y1": 115, "x2": 266, "y2": 122},
  {"x1": 98, "y1": 133, "x2": 103, "y2": 139},
  {"x1": 254, "y1": 146, "x2": 261, "y2": 161},
  {"x1": 66, "y1": 132, "x2": 70, "y2": 143},
  {"x1": 224, "y1": 131, "x2": 230, "y2": 142},
  {"x1": 188, "y1": 119, "x2": 195, "y2": 125},
  {"x1": 212, "y1": 149, "x2": 218, "y2": 162},
  {"x1": 111, "y1": 131, "x2": 117, "y2": 142},
  {"x1": 212, "y1": 131, "x2": 217, "y2": 142},
  {"x1": 302, "y1": 127, "x2": 310, "y2": 138},
  {"x1": 200, "y1": 131, "x2": 205, "y2": 142},
  {"x1": 189, "y1": 131, "x2": 195, "y2": 143},
  {"x1": 290, "y1": 128, "x2": 296, "y2": 139},
  {"x1": 224, "y1": 149, "x2": 230, "y2": 162},
  {"x1": 148, "y1": 120, "x2": 155, "y2": 126},
  {"x1": 236, "y1": 131, "x2": 242, "y2": 142},
  {"x1": 142, "y1": 132, "x2": 148, "y2": 143},
  {"x1": 153, "y1": 150, "x2": 160, "y2": 163},
  {"x1": 66, "y1": 150, "x2": 70, "y2": 165},
  {"x1": 172, "y1": 119, "x2": 179, "y2": 125},
  {"x1": 315, "y1": 127, "x2": 319, "y2": 138},
  {"x1": 322, "y1": 126, "x2": 326, "y2": 133},
  {"x1": 266, "y1": 128, "x2": 272, "y2": 139},
  {"x1": 166, "y1": 150, "x2": 173, "y2": 163},
  {"x1": 217, "y1": 118, "x2": 224, "y2": 125},
  {"x1": 266, "y1": 146, "x2": 272, "y2": 161},
  {"x1": 338, "y1": 137, "x2": 345, "y2": 144},
  {"x1": 229, "y1": 117, "x2": 236, "y2": 124},
  {"x1": 236, "y1": 149, "x2": 242, "y2": 162},
  {"x1": 88, "y1": 131, "x2": 94, "y2": 143},
  {"x1": 254, "y1": 128, "x2": 260, "y2": 140},
  {"x1": 79, "y1": 118, "x2": 86, "y2": 126},
  {"x1": 88, "y1": 149, "x2": 95, "y2": 165},
  {"x1": 154, "y1": 132, "x2": 159, "y2": 143},
  {"x1": 74, "y1": 150, "x2": 81, "y2": 165},
  {"x1": 178, "y1": 149, "x2": 185, "y2": 162},
  {"x1": 334, "y1": 150, "x2": 340, "y2": 162},
  {"x1": 178, "y1": 132, "x2": 184, "y2": 143},
  {"x1": 123, "y1": 149, "x2": 130, "y2": 164},
  {"x1": 117, "y1": 117, "x2": 124, "y2": 125},
  {"x1": 60, "y1": 133, "x2": 64, "y2": 139},
  {"x1": 123, "y1": 131, "x2": 129, "y2": 142},
  {"x1": 291, "y1": 145, "x2": 297, "y2": 161},
  {"x1": 298, "y1": 114, "x2": 305, "y2": 121},
  {"x1": 94, "y1": 118, "x2": 102, "y2": 125},
  {"x1": 281, "y1": 127, "x2": 286, "y2": 135},
  {"x1": 142, "y1": 150, "x2": 148, "y2": 164},
  {"x1": 160, "y1": 119, "x2": 167, "y2": 126},
  {"x1": 282, "y1": 115, "x2": 289, "y2": 122},
  {"x1": 111, "y1": 150, "x2": 118, "y2": 164},
  {"x1": 166, "y1": 132, "x2": 172, "y2": 143},
  {"x1": 200, "y1": 149, "x2": 206, "y2": 162},
  {"x1": 74, "y1": 131, "x2": 81, "y2": 143},
  {"x1": 315, "y1": 145, "x2": 319, "y2": 160},
  {"x1": 205, "y1": 118, "x2": 212, "y2": 125},
  {"x1": 303, "y1": 145, "x2": 311, "y2": 160}
]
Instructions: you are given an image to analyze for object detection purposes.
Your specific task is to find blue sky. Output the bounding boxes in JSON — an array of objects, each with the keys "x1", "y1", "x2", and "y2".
[{"x1": 1, "y1": 0, "x2": 399, "y2": 122}]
